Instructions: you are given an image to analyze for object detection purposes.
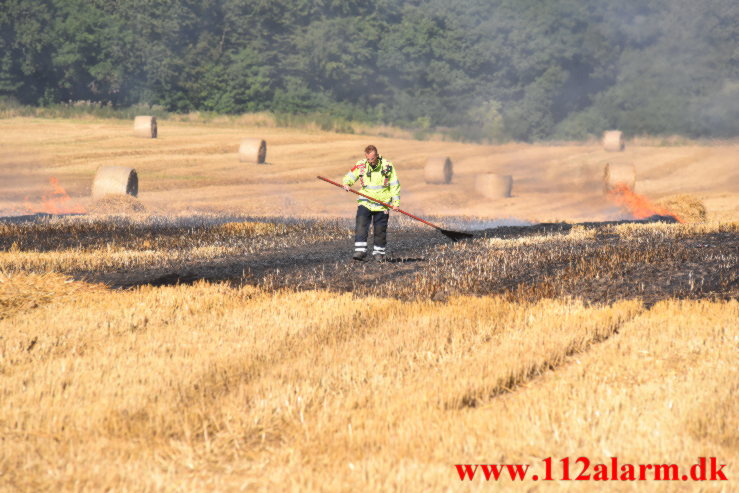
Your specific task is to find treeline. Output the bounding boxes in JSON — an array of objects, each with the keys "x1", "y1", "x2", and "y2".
[{"x1": 1, "y1": 0, "x2": 737, "y2": 141}]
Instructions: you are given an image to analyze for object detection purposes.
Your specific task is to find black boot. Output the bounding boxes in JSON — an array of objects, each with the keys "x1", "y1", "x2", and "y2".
[{"x1": 353, "y1": 251, "x2": 367, "y2": 261}]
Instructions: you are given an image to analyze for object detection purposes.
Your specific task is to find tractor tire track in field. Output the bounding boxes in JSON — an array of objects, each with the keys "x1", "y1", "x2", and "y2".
[
  {"x1": 447, "y1": 304, "x2": 641, "y2": 410},
  {"x1": 101, "y1": 287, "x2": 644, "y2": 447}
]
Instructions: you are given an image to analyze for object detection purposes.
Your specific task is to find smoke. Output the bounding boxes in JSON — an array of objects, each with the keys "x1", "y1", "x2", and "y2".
[
  {"x1": 428, "y1": 216, "x2": 533, "y2": 231},
  {"x1": 405, "y1": 0, "x2": 739, "y2": 141},
  {"x1": 0, "y1": 149, "x2": 95, "y2": 217},
  {"x1": 0, "y1": 154, "x2": 50, "y2": 216},
  {"x1": 23, "y1": 177, "x2": 86, "y2": 214},
  {"x1": 693, "y1": 80, "x2": 739, "y2": 137}
]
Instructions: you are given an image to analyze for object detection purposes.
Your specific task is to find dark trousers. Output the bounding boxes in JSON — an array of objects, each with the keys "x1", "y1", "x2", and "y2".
[{"x1": 354, "y1": 205, "x2": 389, "y2": 255}]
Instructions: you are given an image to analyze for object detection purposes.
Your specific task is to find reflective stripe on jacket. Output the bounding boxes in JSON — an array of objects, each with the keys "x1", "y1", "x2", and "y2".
[{"x1": 342, "y1": 156, "x2": 401, "y2": 211}]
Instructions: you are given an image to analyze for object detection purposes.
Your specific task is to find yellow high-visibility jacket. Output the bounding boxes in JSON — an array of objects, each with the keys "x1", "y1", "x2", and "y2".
[{"x1": 342, "y1": 156, "x2": 401, "y2": 212}]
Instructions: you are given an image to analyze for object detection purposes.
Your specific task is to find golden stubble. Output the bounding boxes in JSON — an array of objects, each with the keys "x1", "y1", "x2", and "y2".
[{"x1": 0, "y1": 272, "x2": 736, "y2": 491}]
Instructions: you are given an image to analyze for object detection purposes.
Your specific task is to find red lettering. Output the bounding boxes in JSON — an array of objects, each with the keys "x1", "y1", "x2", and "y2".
[
  {"x1": 593, "y1": 463, "x2": 608, "y2": 481},
  {"x1": 691, "y1": 457, "x2": 707, "y2": 481},
  {"x1": 480, "y1": 464, "x2": 505, "y2": 481},
  {"x1": 506, "y1": 464, "x2": 529, "y2": 481},
  {"x1": 455, "y1": 464, "x2": 477, "y2": 481},
  {"x1": 561, "y1": 457, "x2": 571, "y2": 480},
  {"x1": 638, "y1": 464, "x2": 652, "y2": 480},
  {"x1": 620, "y1": 464, "x2": 636, "y2": 481},
  {"x1": 543, "y1": 457, "x2": 554, "y2": 480},
  {"x1": 456, "y1": 457, "x2": 727, "y2": 482},
  {"x1": 576, "y1": 457, "x2": 591, "y2": 480},
  {"x1": 710, "y1": 458, "x2": 728, "y2": 481},
  {"x1": 654, "y1": 464, "x2": 678, "y2": 480}
]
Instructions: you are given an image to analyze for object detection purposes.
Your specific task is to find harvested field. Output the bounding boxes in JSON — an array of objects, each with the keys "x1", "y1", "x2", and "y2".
[
  {"x1": 1, "y1": 117, "x2": 737, "y2": 221},
  {"x1": 0, "y1": 116, "x2": 737, "y2": 491},
  {"x1": 1, "y1": 263, "x2": 737, "y2": 491}
]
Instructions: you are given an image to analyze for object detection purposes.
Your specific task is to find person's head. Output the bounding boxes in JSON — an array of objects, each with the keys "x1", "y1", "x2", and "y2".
[{"x1": 364, "y1": 144, "x2": 379, "y2": 165}]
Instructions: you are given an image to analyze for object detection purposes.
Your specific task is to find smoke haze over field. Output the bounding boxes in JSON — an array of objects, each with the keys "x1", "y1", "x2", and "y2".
[
  {"x1": 0, "y1": 153, "x2": 51, "y2": 216},
  {"x1": 436, "y1": 217, "x2": 533, "y2": 231},
  {"x1": 0, "y1": 0, "x2": 737, "y2": 140}
]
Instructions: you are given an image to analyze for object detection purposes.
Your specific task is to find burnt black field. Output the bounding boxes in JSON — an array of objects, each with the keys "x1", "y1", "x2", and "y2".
[{"x1": 1, "y1": 214, "x2": 736, "y2": 306}]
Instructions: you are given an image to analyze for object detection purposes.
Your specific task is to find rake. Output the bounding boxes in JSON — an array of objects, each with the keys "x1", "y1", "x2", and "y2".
[{"x1": 317, "y1": 176, "x2": 474, "y2": 242}]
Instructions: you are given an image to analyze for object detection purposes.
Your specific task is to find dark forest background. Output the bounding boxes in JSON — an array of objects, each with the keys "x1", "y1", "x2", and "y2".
[{"x1": 1, "y1": 0, "x2": 737, "y2": 141}]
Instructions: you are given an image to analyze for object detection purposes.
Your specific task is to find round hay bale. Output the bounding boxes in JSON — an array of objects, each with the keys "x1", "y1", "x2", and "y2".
[
  {"x1": 133, "y1": 116, "x2": 157, "y2": 138},
  {"x1": 655, "y1": 194, "x2": 706, "y2": 223},
  {"x1": 424, "y1": 157, "x2": 453, "y2": 184},
  {"x1": 475, "y1": 173, "x2": 513, "y2": 199},
  {"x1": 92, "y1": 166, "x2": 138, "y2": 199},
  {"x1": 604, "y1": 162, "x2": 636, "y2": 191},
  {"x1": 602, "y1": 130, "x2": 624, "y2": 151},
  {"x1": 239, "y1": 139, "x2": 267, "y2": 164}
]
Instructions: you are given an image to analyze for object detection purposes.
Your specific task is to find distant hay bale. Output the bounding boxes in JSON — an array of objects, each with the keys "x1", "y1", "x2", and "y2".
[
  {"x1": 92, "y1": 166, "x2": 138, "y2": 199},
  {"x1": 602, "y1": 130, "x2": 625, "y2": 151},
  {"x1": 475, "y1": 173, "x2": 513, "y2": 199},
  {"x1": 133, "y1": 116, "x2": 157, "y2": 138},
  {"x1": 604, "y1": 162, "x2": 636, "y2": 191},
  {"x1": 424, "y1": 157, "x2": 453, "y2": 184},
  {"x1": 239, "y1": 139, "x2": 267, "y2": 164},
  {"x1": 655, "y1": 194, "x2": 706, "y2": 223},
  {"x1": 89, "y1": 194, "x2": 146, "y2": 214}
]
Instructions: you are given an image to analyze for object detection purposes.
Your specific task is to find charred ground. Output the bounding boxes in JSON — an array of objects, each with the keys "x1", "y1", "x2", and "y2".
[{"x1": 1, "y1": 214, "x2": 736, "y2": 306}]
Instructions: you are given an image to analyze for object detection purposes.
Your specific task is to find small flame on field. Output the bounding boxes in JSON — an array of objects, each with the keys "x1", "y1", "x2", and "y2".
[
  {"x1": 607, "y1": 183, "x2": 682, "y2": 222},
  {"x1": 24, "y1": 177, "x2": 86, "y2": 214}
]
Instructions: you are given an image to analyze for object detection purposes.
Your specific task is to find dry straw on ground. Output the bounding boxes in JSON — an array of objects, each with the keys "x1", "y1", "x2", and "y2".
[
  {"x1": 424, "y1": 156, "x2": 453, "y2": 184},
  {"x1": 89, "y1": 194, "x2": 147, "y2": 214},
  {"x1": 0, "y1": 217, "x2": 736, "y2": 491},
  {"x1": 655, "y1": 194, "x2": 707, "y2": 223},
  {"x1": 0, "y1": 271, "x2": 105, "y2": 320},
  {"x1": 0, "y1": 274, "x2": 736, "y2": 491},
  {"x1": 217, "y1": 221, "x2": 280, "y2": 236}
]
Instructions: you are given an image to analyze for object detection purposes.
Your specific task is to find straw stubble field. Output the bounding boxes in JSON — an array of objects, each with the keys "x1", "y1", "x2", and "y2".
[
  {"x1": 1, "y1": 216, "x2": 737, "y2": 491},
  {"x1": 0, "y1": 116, "x2": 737, "y2": 221},
  {"x1": 0, "y1": 117, "x2": 737, "y2": 491}
]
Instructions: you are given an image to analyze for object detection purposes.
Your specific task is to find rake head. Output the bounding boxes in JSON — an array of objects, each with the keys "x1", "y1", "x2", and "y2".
[{"x1": 439, "y1": 228, "x2": 475, "y2": 242}]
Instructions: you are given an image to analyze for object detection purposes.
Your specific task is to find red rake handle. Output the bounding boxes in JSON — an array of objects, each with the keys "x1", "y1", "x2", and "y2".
[{"x1": 316, "y1": 175, "x2": 443, "y2": 231}]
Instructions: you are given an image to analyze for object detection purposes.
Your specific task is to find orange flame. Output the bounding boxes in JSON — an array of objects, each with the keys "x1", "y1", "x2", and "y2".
[
  {"x1": 607, "y1": 184, "x2": 682, "y2": 222},
  {"x1": 24, "y1": 177, "x2": 86, "y2": 214}
]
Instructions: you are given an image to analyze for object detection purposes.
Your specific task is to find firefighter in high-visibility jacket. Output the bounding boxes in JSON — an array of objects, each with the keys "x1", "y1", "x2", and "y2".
[{"x1": 342, "y1": 145, "x2": 401, "y2": 261}]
